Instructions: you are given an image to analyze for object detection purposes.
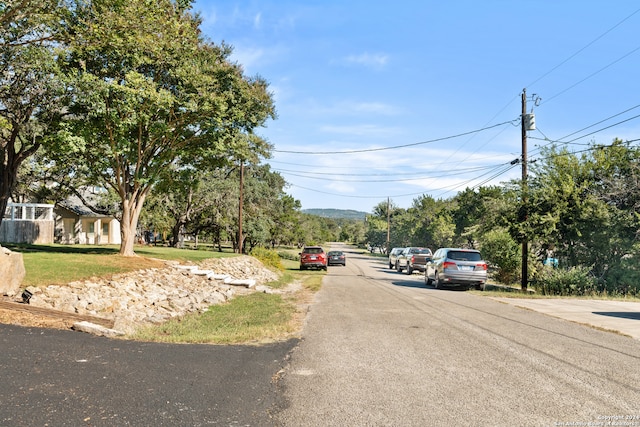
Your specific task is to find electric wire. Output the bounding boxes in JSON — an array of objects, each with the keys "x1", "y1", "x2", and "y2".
[
  {"x1": 397, "y1": 7, "x2": 640, "y2": 189},
  {"x1": 542, "y1": 45, "x2": 640, "y2": 105},
  {"x1": 285, "y1": 161, "x2": 518, "y2": 201},
  {"x1": 274, "y1": 7, "x2": 640, "y2": 207},
  {"x1": 526, "y1": 6, "x2": 640, "y2": 89},
  {"x1": 272, "y1": 163, "x2": 508, "y2": 179},
  {"x1": 272, "y1": 120, "x2": 516, "y2": 154}
]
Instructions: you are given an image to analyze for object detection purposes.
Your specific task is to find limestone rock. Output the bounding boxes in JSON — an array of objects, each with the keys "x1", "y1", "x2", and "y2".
[
  {"x1": 27, "y1": 255, "x2": 281, "y2": 336},
  {"x1": 0, "y1": 246, "x2": 26, "y2": 295},
  {"x1": 72, "y1": 321, "x2": 125, "y2": 337}
]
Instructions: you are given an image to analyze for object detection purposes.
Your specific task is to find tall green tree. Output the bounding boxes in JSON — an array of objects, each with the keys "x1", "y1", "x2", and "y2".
[
  {"x1": 408, "y1": 195, "x2": 455, "y2": 249},
  {"x1": 55, "y1": 0, "x2": 275, "y2": 255},
  {"x1": 524, "y1": 144, "x2": 621, "y2": 278},
  {"x1": 0, "y1": 0, "x2": 66, "y2": 228},
  {"x1": 368, "y1": 199, "x2": 404, "y2": 252}
]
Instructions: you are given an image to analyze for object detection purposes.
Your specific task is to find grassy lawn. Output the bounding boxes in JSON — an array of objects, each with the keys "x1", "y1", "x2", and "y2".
[{"x1": 5, "y1": 243, "x2": 237, "y2": 287}]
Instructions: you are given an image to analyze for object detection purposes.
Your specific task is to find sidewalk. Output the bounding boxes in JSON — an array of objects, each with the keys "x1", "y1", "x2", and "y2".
[{"x1": 492, "y1": 298, "x2": 640, "y2": 340}]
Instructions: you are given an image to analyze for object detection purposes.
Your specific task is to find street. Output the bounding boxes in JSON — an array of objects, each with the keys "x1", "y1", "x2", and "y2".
[
  {"x1": 1, "y1": 244, "x2": 639, "y2": 426},
  {"x1": 273, "y1": 243, "x2": 640, "y2": 426}
]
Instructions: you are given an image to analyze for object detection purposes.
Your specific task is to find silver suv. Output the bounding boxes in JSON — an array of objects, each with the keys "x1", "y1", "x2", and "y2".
[{"x1": 425, "y1": 248, "x2": 487, "y2": 290}]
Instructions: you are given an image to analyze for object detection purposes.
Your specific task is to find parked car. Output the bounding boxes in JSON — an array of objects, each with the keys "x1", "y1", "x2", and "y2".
[
  {"x1": 388, "y1": 247, "x2": 405, "y2": 269},
  {"x1": 425, "y1": 248, "x2": 488, "y2": 290},
  {"x1": 327, "y1": 250, "x2": 346, "y2": 266},
  {"x1": 299, "y1": 246, "x2": 328, "y2": 270},
  {"x1": 396, "y1": 247, "x2": 432, "y2": 274}
]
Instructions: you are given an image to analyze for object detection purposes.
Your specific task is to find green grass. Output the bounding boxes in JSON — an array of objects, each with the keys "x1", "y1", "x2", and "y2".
[
  {"x1": 127, "y1": 252, "x2": 327, "y2": 344},
  {"x1": 131, "y1": 292, "x2": 298, "y2": 344},
  {"x1": 5, "y1": 243, "x2": 235, "y2": 287}
]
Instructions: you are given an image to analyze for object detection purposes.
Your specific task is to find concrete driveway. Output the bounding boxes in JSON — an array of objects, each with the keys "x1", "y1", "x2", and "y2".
[{"x1": 492, "y1": 298, "x2": 640, "y2": 340}]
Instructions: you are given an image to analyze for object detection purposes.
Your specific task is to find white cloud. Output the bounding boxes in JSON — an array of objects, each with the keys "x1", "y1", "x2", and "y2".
[
  {"x1": 343, "y1": 52, "x2": 389, "y2": 68},
  {"x1": 253, "y1": 12, "x2": 262, "y2": 29},
  {"x1": 326, "y1": 180, "x2": 357, "y2": 194}
]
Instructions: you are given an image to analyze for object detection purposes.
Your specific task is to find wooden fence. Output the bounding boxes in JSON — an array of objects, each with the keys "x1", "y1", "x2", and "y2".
[{"x1": 1, "y1": 203, "x2": 55, "y2": 244}]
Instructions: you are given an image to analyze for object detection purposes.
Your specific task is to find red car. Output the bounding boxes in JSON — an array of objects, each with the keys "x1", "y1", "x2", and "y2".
[{"x1": 299, "y1": 246, "x2": 327, "y2": 270}]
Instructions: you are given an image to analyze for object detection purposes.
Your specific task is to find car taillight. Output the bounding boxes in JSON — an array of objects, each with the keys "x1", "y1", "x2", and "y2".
[
  {"x1": 476, "y1": 263, "x2": 488, "y2": 270},
  {"x1": 443, "y1": 261, "x2": 457, "y2": 269},
  {"x1": 411, "y1": 255, "x2": 415, "y2": 262}
]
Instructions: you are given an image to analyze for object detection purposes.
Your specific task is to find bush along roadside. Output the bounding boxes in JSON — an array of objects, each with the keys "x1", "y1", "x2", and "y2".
[{"x1": 531, "y1": 265, "x2": 639, "y2": 297}]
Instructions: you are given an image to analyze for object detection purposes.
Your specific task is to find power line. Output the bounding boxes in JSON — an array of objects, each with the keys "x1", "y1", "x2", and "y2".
[
  {"x1": 528, "y1": 110, "x2": 640, "y2": 149},
  {"x1": 542, "y1": 44, "x2": 640, "y2": 105},
  {"x1": 554, "y1": 104, "x2": 640, "y2": 142},
  {"x1": 273, "y1": 120, "x2": 517, "y2": 155},
  {"x1": 526, "y1": 6, "x2": 640, "y2": 89},
  {"x1": 425, "y1": 8, "x2": 640, "y2": 183},
  {"x1": 273, "y1": 163, "x2": 507, "y2": 179},
  {"x1": 286, "y1": 161, "x2": 519, "y2": 201},
  {"x1": 278, "y1": 7, "x2": 640, "y2": 208}
]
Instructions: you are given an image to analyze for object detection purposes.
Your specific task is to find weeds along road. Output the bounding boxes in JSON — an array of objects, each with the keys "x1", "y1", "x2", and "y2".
[{"x1": 273, "y1": 243, "x2": 640, "y2": 426}]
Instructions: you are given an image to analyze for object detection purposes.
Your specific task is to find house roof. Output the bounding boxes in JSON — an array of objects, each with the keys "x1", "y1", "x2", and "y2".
[{"x1": 56, "y1": 188, "x2": 118, "y2": 219}]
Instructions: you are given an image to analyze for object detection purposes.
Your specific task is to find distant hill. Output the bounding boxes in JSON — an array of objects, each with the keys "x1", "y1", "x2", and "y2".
[{"x1": 302, "y1": 208, "x2": 367, "y2": 220}]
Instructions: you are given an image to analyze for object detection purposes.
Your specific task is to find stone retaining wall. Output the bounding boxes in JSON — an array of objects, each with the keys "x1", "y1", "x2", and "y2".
[{"x1": 24, "y1": 255, "x2": 280, "y2": 334}]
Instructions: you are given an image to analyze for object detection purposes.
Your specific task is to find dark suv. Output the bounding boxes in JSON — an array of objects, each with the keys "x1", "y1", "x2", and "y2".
[{"x1": 299, "y1": 246, "x2": 328, "y2": 270}]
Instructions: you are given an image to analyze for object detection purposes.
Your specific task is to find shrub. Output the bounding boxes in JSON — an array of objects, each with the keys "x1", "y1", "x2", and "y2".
[
  {"x1": 533, "y1": 266, "x2": 598, "y2": 296},
  {"x1": 250, "y1": 247, "x2": 284, "y2": 271},
  {"x1": 277, "y1": 251, "x2": 300, "y2": 262},
  {"x1": 480, "y1": 229, "x2": 521, "y2": 284},
  {"x1": 600, "y1": 259, "x2": 640, "y2": 297}
]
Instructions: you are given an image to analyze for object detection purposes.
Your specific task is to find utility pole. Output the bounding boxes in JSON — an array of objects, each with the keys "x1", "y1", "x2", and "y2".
[
  {"x1": 386, "y1": 197, "x2": 390, "y2": 254},
  {"x1": 521, "y1": 89, "x2": 528, "y2": 292},
  {"x1": 238, "y1": 160, "x2": 244, "y2": 254}
]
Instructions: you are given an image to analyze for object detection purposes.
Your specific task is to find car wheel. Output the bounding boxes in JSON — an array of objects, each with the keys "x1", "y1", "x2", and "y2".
[
  {"x1": 300, "y1": 265, "x2": 305, "y2": 271},
  {"x1": 396, "y1": 262, "x2": 402, "y2": 272},
  {"x1": 389, "y1": 261, "x2": 393, "y2": 269},
  {"x1": 425, "y1": 271, "x2": 433, "y2": 286},
  {"x1": 475, "y1": 283, "x2": 485, "y2": 291},
  {"x1": 406, "y1": 264, "x2": 412, "y2": 275},
  {"x1": 434, "y1": 272, "x2": 441, "y2": 289}
]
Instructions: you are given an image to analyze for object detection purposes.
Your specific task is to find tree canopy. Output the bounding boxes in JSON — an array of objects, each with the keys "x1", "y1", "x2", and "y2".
[{"x1": 50, "y1": 0, "x2": 276, "y2": 255}]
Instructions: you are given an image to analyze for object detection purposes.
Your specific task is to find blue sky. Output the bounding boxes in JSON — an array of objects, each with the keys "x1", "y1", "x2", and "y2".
[{"x1": 193, "y1": 1, "x2": 640, "y2": 214}]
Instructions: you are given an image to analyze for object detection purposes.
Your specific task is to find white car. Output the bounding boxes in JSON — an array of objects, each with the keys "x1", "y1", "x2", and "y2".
[{"x1": 388, "y1": 247, "x2": 405, "y2": 269}]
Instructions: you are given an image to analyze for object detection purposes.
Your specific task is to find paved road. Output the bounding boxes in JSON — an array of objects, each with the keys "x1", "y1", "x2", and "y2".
[
  {"x1": 0, "y1": 326, "x2": 296, "y2": 426},
  {"x1": 3, "y1": 246, "x2": 640, "y2": 426},
  {"x1": 273, "y1": 243, "x2": 640, "y2": 426}
]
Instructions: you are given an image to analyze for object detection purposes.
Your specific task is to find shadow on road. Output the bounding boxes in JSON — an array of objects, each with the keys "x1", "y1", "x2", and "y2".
[
  {"x1": 391, "y1": 280, "x2": 426, "y2": 289},
  {"x1": 593, "y1": 311, "x2": 640, "y2": 320}
]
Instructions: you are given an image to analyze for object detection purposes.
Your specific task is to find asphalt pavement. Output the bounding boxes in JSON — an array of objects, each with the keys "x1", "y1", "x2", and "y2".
[
  {"x1": 0, "y1": 325, "x2": 297, "y2": 426},
  {"x1": 275, "y1": 246, "x2": 640, "y2": 426},
  {"x1": 492, "y1": 297, "x2": 640, "y2": 340}
]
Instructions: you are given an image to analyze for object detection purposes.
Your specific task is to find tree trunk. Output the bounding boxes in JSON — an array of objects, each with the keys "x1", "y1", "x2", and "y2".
[
  {"x1": 170, "y1": 219, "x2": 185, "y2": 248},
  {"x1": 0, "y1": 127, "x2": 38, "y2": 231},
  {"x1": 119, "y1": 194, "x2": 146, "y2": 256}
]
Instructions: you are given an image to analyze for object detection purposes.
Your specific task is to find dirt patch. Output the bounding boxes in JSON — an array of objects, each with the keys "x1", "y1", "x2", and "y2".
[{"x1": 0, "y1": 306, "x2": 74, "y2": 330}]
